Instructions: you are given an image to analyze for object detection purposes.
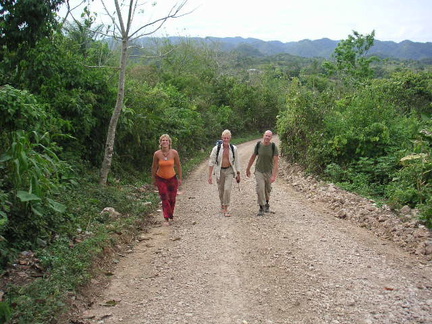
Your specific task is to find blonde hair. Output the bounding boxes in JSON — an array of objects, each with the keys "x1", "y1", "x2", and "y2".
[
  {"x1": 159, "y1": 134, "x2": 172, "y2": 149},
  {"x1": 221, "y1": 129, "x2": 232, "y2": 138}
]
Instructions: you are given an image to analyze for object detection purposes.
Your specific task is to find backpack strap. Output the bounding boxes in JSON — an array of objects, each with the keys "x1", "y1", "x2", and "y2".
[
  {"x1": 255, "y1": 141, "x2": 276, "y2": 155},
  {"x1": 215, "y1": 142, "x2": 221, "y2": 165},
  {"x1": 254, "y1": 141, "x2": 261, "y2": 155},
  {"x1": 231, "y1": 144, "x2": 235, "y2": 163}
]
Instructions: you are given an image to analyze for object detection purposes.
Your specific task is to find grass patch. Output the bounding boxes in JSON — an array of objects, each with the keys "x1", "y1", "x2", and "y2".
[{"x1": 0, "y1": 171, "x2": 159, "y2": 323}]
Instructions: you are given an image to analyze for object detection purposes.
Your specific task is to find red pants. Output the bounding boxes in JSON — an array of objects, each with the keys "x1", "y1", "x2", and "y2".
[{"x1": 155, "y1": 175, "x2": 179, "y2": 219}]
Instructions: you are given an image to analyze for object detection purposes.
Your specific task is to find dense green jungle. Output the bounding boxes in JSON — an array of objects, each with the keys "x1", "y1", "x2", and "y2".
[{"x1": 1, "y1": 2, "x2": 432, "y2": 322}]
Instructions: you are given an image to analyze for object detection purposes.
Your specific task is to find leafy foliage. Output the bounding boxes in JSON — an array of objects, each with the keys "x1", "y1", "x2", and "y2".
[
  {"x1": 0, "y1": 0, "x2": 64, "y2": 50},
  {"x1": 0, "y1": 86, "x2": 74, "y2": 248},
  {"x1": 323, "y1": 30, "x2": 379, "y2": 86},
  {"x1": 278, "y1": 31, "x2": 432, "y2": 225},
  {"x1": 277, "y1": 77, "x2": 333, "y2": 171}
]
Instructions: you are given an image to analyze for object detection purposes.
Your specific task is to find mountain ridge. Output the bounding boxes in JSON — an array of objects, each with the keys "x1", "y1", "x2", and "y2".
[{"x1": 138, "y1": 36, "x2": 432, "y2": 61}]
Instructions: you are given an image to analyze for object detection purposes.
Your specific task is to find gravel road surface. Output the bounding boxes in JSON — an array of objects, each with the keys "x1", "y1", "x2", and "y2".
[{"x1": 78, "y1": 138, "x2": 432, "y2": 324}]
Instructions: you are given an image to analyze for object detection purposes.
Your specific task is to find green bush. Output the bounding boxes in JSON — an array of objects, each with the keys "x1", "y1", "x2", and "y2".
[
  {"x1": 277, "y1": 78, "x2": 328, "y2": 165},
  {"x1": 0, "y1": 86, "x2": 75, "y2": 247},
  {"x1": 278, "y1": 67, "x2": 432, "y2": 226},
  {"x1": 1, "y1": 130, "x2": 73, "y2": 245}
]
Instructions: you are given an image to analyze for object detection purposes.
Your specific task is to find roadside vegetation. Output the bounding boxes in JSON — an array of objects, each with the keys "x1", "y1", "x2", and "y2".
[{"x1": 0, "y1": 2, "x2": 431, "y2": 323}]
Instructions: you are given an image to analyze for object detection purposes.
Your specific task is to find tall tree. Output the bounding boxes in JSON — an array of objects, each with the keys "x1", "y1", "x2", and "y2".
[
  {"x1": 323, "y1": 30, "x2": 379, "y2": 85},
  {"x1": 98, "y1": 0, "x2": 189, "y2": 185}
]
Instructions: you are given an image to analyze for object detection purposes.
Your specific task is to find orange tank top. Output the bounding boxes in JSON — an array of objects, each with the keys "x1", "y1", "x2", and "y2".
[{"x1": 156, "y1": 159, "x2": 176, "y2": 179}]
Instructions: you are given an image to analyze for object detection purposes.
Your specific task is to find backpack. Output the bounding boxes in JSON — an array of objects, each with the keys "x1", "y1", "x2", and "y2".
[
  {"x1": 254, "y1": 141, "x2": 276, "y2": 156},
  {"x1": 215, "y1": 140, "x2": 235, "y2": 165}
]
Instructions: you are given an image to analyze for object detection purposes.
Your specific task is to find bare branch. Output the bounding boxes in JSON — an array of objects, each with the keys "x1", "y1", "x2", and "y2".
[
  {"x1": 128, "y1": 45, "x2": 176, "y2": 59},
  {"x1": 100, "y1": 0, "x2": 122, "y2": 37},
  {"x1": 90, "y1": 0, "x2": 193, "y2": 41},
  {"x1": 59, "y1": 0, "x2": 87, "y2": 26},
  {"x1": 85, "y1": 65, "x2": 121, "y2": 69},
  {"x1": 129, "y1": 0, "x2": 191, "y2": 41},
  {"x1": 113, "y1": 0, "x2": 126, "y2": 36},
  {"x1": 125, "y1": 0, "x2": 139, "y2": 36}
]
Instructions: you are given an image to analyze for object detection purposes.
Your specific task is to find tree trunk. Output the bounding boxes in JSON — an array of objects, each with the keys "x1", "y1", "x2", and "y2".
[{"x1": 99, "y1": 37, "x2": 128, "y2": 185}]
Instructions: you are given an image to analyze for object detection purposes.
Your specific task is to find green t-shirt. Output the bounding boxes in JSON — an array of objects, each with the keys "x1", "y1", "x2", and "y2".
[{"x1": 254, "y1": 142, "x2": 278, "y2": 173}]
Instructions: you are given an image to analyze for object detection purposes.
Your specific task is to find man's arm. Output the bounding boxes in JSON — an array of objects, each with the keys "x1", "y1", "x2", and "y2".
[
  {"x1": 208, "y1": 165, "x2": 214, "y2": 184},
  {"x1": 270, "y1": 155, "x2": 279, "y2": 183},
  {"x1": 208, "y1": 146, "x2": 217, "y2": 184},
  {"x1": 246, "y1": 154, "x2": 256, "y2": 177}
]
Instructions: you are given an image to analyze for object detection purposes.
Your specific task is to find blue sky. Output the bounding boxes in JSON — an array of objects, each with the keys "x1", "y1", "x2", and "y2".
[{"x1": 62, "y1": 0, "x2": 432, "y2": 43}]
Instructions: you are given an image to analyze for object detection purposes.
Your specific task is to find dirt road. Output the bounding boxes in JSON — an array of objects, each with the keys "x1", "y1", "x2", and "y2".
[{"x1": 79, "y1": 138, "x2": 432, "y2": 324}]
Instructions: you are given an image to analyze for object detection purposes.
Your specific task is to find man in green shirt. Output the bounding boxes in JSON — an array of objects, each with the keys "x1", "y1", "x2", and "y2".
[{"x1": 246, "y1": 130, "x2": 279, "y2": 216}]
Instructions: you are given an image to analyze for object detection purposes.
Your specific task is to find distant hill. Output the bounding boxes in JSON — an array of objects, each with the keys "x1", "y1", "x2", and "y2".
[{"x1": 136, "y1": 36, "x2": 432, "y2": 61}]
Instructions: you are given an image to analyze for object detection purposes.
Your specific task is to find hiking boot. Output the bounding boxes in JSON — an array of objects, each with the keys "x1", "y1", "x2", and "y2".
[
  {"x1": 264, "y1": 203, "x2": 270, "y2": 213},
  {"x1": 257, "y1": 206, "x2": 264, "y2": 216}
]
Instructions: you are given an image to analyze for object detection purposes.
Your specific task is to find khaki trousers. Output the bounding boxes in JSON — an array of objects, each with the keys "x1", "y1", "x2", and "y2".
[
  {"x1": 217, "y1": 167, "x2": 234, "y2": 206},
  {"x1": 255, "y1": 171, "x2": 272, "y2": 207}
]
